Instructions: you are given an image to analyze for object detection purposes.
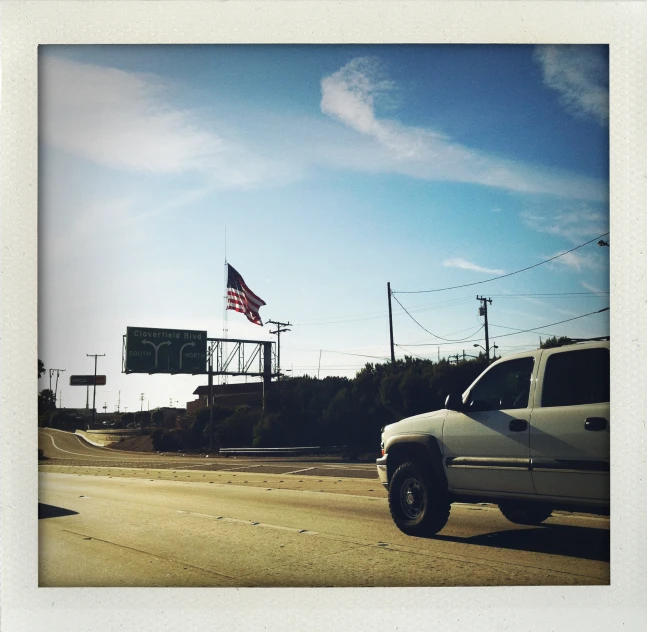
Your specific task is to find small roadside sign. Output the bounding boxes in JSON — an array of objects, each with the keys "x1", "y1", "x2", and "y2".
[{"x1": 70, "y1": 375, "x2": 107, "y2": 386}]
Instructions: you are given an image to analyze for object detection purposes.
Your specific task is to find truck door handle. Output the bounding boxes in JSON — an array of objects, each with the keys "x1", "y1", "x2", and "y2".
[
  {"x1": 585, "y1": 417, "x2": 607, "y2": 431},
  {"x1": 509, "y1": 419, "x2": 528, "y2": 432}
]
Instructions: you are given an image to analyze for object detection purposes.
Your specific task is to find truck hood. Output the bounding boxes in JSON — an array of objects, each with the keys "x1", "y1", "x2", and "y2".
[{"x1": 383, "y1": 408, "x2": 446, "y2": 439}]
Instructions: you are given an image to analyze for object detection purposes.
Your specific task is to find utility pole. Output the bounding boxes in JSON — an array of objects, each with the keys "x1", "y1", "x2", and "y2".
[
  {"x1": 268, "y1": 320, "x2": 291, "y2": 383},
  {"x1": 49, "y1": 368, "x2": 65, "y2": 404},
  {"x1": 208, "y1": 341, "x2": 214, "y2": 452},
  {"x1": 318, "y1": 350, "x2": 322, "y2": 379},
  {"x1": 477, "y1": 296, "x2": 493, "y2": 361},
  {"x1": 140, "y1": 393, "x2": 145, "y2": 411},
  {"x1": 387, "y1": 282, "x2": 395, "y2": 362},
  {"x1": 117, "y1": 391, "x2": 121, "y2": 413},
  {"x1": 86, "y1": 353, "x2": 104, "y2": 428}
]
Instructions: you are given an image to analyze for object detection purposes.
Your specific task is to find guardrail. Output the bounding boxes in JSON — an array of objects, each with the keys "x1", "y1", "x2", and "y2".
[{"x1": 219, "y1": 446, "x2": 346, "y2": 457}]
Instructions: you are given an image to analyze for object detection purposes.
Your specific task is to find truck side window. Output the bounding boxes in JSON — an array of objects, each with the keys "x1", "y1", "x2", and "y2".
[
  {"x1": 542, "y1": 348, "x2": 610, "y2": 407},
  {"x1": 468, "y1": 357, "x2": 534, "y2": 411}
]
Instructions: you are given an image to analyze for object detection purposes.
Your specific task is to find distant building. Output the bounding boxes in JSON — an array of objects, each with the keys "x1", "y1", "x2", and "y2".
[{"x1": 187, "y1": 382, "x2": 263, "y2": 413}]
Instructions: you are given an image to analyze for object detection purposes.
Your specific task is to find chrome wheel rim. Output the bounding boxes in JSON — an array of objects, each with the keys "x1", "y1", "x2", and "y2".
[{"x1": 400, "y1": 477, "x2": 425, "y2": 520}]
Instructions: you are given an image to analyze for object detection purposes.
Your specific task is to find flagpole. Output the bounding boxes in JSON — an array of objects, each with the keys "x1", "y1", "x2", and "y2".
[{"x1": 222, "y1": 228, "x2": 228, "y2": 385}]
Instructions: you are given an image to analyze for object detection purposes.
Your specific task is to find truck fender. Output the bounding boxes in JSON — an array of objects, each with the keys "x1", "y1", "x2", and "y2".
[{"x1": 385, "y1": 434, "x2": 448, "y2": 492}]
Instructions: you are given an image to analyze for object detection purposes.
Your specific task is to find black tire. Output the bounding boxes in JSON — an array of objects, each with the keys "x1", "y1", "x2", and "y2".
[
  {"x1": 388, "y1": 461, "x2": 451, "y2": 536},
  {"x1": 498, "y1": 502, "x2": 553, "y2": 525}
]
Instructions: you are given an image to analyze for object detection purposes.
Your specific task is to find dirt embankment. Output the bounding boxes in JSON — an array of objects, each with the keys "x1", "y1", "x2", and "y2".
[{"x1": 111, "y1": 435, "x2": 155, "y2": 452}]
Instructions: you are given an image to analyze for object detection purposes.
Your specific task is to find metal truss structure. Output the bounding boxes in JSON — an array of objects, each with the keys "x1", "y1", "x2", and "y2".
[{"x1": 207, "y1": 338, "x2": 276, "y2": 378}]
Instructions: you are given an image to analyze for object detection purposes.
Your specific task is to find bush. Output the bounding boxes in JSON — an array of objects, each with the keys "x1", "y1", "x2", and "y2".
[
  {"x1": 217, "y1": 406, "x2": 260, "y2": 447},
  {"x1": 151, "y1": 428, "x2": 194, "y2": 452}
]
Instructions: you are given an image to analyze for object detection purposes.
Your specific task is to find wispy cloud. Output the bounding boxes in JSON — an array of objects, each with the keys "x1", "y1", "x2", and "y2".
[
  {"x1": 534, "y1": 45, "x2": 608, "y2": 125},
  {"x1": 320, "y1": 57, "x2": 607, "y2": 201},
  {"x1": 549, "y1": 250, "x2": 600, "y2": 272},
  {"x1": 443, "y1": 258, "x2": 504, "y2": 275},
  {"x1": 521, "y1": 297, "x2": 579, "y2": 318},
  {"x1": 40, "y1": 56, "x2": 295, "y2": 188},
  {"x1": 520, "y1": 206, "x2": 608, "y2": 243},
  {"x1": 582, "y1": 281, "x2": 606, "y2": 293}
]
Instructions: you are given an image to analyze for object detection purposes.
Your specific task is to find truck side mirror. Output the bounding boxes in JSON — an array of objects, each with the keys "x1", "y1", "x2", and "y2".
[{"x1": 445, "y1": 393, "x2": 464, "y2": 411}]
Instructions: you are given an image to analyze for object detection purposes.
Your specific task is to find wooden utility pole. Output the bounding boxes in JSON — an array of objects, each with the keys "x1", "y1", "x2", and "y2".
[
  {"x1": 477, "y1": 296, "x2": 493, "y2": 361},
  {"x1": 387, "y1": 282, "x2": 395, "y2": 362},
  {"x1": 268, "y1": 320, "x2": 291, "y2": 383}
]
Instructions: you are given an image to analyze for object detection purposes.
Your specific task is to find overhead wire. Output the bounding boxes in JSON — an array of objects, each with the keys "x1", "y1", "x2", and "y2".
[
  {"x1": 391, "y1": 292, "x2": 484, "y2": 341},
  {"x1": 400, "y1": 307, "x2": 609, "y2": 346},
  {"x1": 393, "y1": 232, "x2": 610, "y2": 294}
]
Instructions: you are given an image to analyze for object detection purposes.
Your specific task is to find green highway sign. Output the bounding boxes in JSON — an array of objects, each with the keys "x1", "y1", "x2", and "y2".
[
  {"x1": 125, "y1": 326, "x2": 207, "y2": 374},
  {"x1": 70, "y1": 375, "x2": 106, "y2": 386}
]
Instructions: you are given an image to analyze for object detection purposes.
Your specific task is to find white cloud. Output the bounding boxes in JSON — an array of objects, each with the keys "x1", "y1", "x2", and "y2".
[
  {"x1": 520, "y1": 206, "x2": 608, "y2": 243},
  {"x1": 549, "y1": 250, "x2": 599, "y2": 272},
  {"x1": 534, "y1": 46, "x2": 609, "y2": 125},
  {"x1": 582, "y1": 281, "x2": 606, "y2": 293},
  {"x1": 320, "y1": 57, "x2": 607, "y2": 201},
  {"x1": 442, "y1": 258, "x2": 504, "y2": 275},
  {"x1": 40, "y1": 56, "x2": 294, "y2": 188}
]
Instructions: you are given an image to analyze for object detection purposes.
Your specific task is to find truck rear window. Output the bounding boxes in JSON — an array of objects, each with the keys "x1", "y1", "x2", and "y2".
[{"x1": 542, "y1": 348, "x2": 610, "y2": 407}]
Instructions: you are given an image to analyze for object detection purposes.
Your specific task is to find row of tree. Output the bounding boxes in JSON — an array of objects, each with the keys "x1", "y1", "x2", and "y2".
[
  {"x1": 41, "y1": 339, "x2": 565, "y2": 455},
  {"x1": 151, "y1": 354, "x2": 490, "y2": 457}
]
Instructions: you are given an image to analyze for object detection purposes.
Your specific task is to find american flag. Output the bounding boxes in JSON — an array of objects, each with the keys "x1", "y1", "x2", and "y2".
[{"x1": 226, "y1": 264, "x2": 266, "y2": 326}]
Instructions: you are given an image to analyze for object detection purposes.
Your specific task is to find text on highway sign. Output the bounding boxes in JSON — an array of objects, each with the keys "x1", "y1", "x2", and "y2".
[{"x1": 125, "y1": 326, "x2": 207, "y2": 374}]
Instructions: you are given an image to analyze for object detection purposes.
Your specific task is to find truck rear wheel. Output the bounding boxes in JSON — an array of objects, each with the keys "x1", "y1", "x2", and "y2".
[
  {"x1": 498, "y1": 502, "x2": 553, "y2": 525},
  {"x1": 388, "y1": 461, "x2": 451, "y2": 536}
]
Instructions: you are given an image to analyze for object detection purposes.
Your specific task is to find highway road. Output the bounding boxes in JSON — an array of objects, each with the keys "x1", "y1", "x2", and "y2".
[{"x1": 38, "y1": 429, "x2": 610, "y2": 587}]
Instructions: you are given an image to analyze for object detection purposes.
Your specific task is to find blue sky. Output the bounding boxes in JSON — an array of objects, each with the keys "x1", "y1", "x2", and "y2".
[{"x1": 38, "y1": 45, "x2": 609, "y2": 413}]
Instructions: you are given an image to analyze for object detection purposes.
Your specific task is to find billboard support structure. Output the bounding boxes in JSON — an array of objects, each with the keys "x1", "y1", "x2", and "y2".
[
  {"x1": 123, "y1": 328, "x2": 275, "y2": 450},
  {"x1": 208, "y1": 342, "x2": 214, "y2": 452}
]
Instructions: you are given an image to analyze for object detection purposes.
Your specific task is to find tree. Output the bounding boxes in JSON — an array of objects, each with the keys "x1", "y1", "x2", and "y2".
[
  {"x1": 540, "y1": 336, "x2": 570, "y2": 349},
  {"x1": 151, "y1": 409, "x2": 164, "y2": 427},
  {"x1": 38, "y1": 359, "x2": 46, "y2": 379},
  {"x1": 38, "y1": 389, "x2": 56, "y2": 426}
]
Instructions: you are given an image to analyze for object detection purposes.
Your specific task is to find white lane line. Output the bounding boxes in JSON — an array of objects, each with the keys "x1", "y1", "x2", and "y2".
[
  {"x1": 40, "y1": 432, "x2": 105, "y2": 458},
  {"x1": 175, "y1": 510, "x2": 318, "y2": 534},
  {"x1": 219, "y1": 465, "x2": 264, "y2": 472},
  {"x1": 285, "y1": 467, "x2": 316, "y2": 475}
]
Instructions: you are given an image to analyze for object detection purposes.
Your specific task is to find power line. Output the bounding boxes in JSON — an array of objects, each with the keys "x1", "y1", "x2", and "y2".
[
  {"x1": 391, "y1": 292, "x2": 484, "y2": 342},
  {"x1": 291, "y1": 292, "x2": 606, "y2": 328},
  {"x1": 394, "y1": 345, "x2": 431, "y2": 361},
  {"x1": 393, "y1": 232, "x2": 610, "y2": 294},
  {"x1": 400, "y1": 307, "x2": 609, "y2": 346},
  {"x1": 489, "y1": 291, "x2": 608, "y2": 298}
]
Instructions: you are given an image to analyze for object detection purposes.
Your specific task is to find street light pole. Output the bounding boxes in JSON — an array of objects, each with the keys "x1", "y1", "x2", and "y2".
[{"x1": 86, "y1": 353, "x2": 104, "y2": 428}]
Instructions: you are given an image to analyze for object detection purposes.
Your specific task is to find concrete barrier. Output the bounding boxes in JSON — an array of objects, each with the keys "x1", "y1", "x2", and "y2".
[{"x1": 75, "y1": 428, "x2": 141, "y2": 447}]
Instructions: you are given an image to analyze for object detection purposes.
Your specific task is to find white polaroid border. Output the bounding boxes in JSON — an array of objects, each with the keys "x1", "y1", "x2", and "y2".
[{"x1": 1, "y1": 2, "x2": 646, "y2": 631}]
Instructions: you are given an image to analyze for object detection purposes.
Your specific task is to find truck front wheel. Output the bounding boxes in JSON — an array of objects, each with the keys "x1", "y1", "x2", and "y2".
[{"x1": 388, "y1": 461, "x2": 451, "y2": 536}]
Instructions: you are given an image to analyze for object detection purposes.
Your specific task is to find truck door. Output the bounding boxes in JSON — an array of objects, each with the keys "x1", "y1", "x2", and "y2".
[
  {"x1": 442, "y1": 356, "x2": 537, "y2": 495},
  {"x1": 529, "y1": 346, "x2": 610, "y2": 501}
]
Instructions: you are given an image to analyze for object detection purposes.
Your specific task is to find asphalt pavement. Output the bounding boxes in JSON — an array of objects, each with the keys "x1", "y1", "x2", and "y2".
[{"x1": 37, "y1": 428, "x2": 610, "y2": 587}]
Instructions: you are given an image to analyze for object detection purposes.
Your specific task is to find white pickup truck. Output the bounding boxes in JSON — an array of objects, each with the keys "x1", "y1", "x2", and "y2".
[{"x1": 377, "y1": 340, "x2": 610, "y2": 535}]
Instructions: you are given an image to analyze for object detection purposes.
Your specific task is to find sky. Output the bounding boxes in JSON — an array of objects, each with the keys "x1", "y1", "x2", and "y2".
[{"x1": 37, "y1": 44, "x2": 610, "y2": 413}]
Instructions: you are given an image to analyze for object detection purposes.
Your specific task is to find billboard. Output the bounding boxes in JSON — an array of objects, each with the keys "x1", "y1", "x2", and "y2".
[
  {"x1": 125, "y1": 327, "x2": 207, "y2": 374},
  {"x1": 70, "y1": 375, "x2": 106, "y2": 386}
]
